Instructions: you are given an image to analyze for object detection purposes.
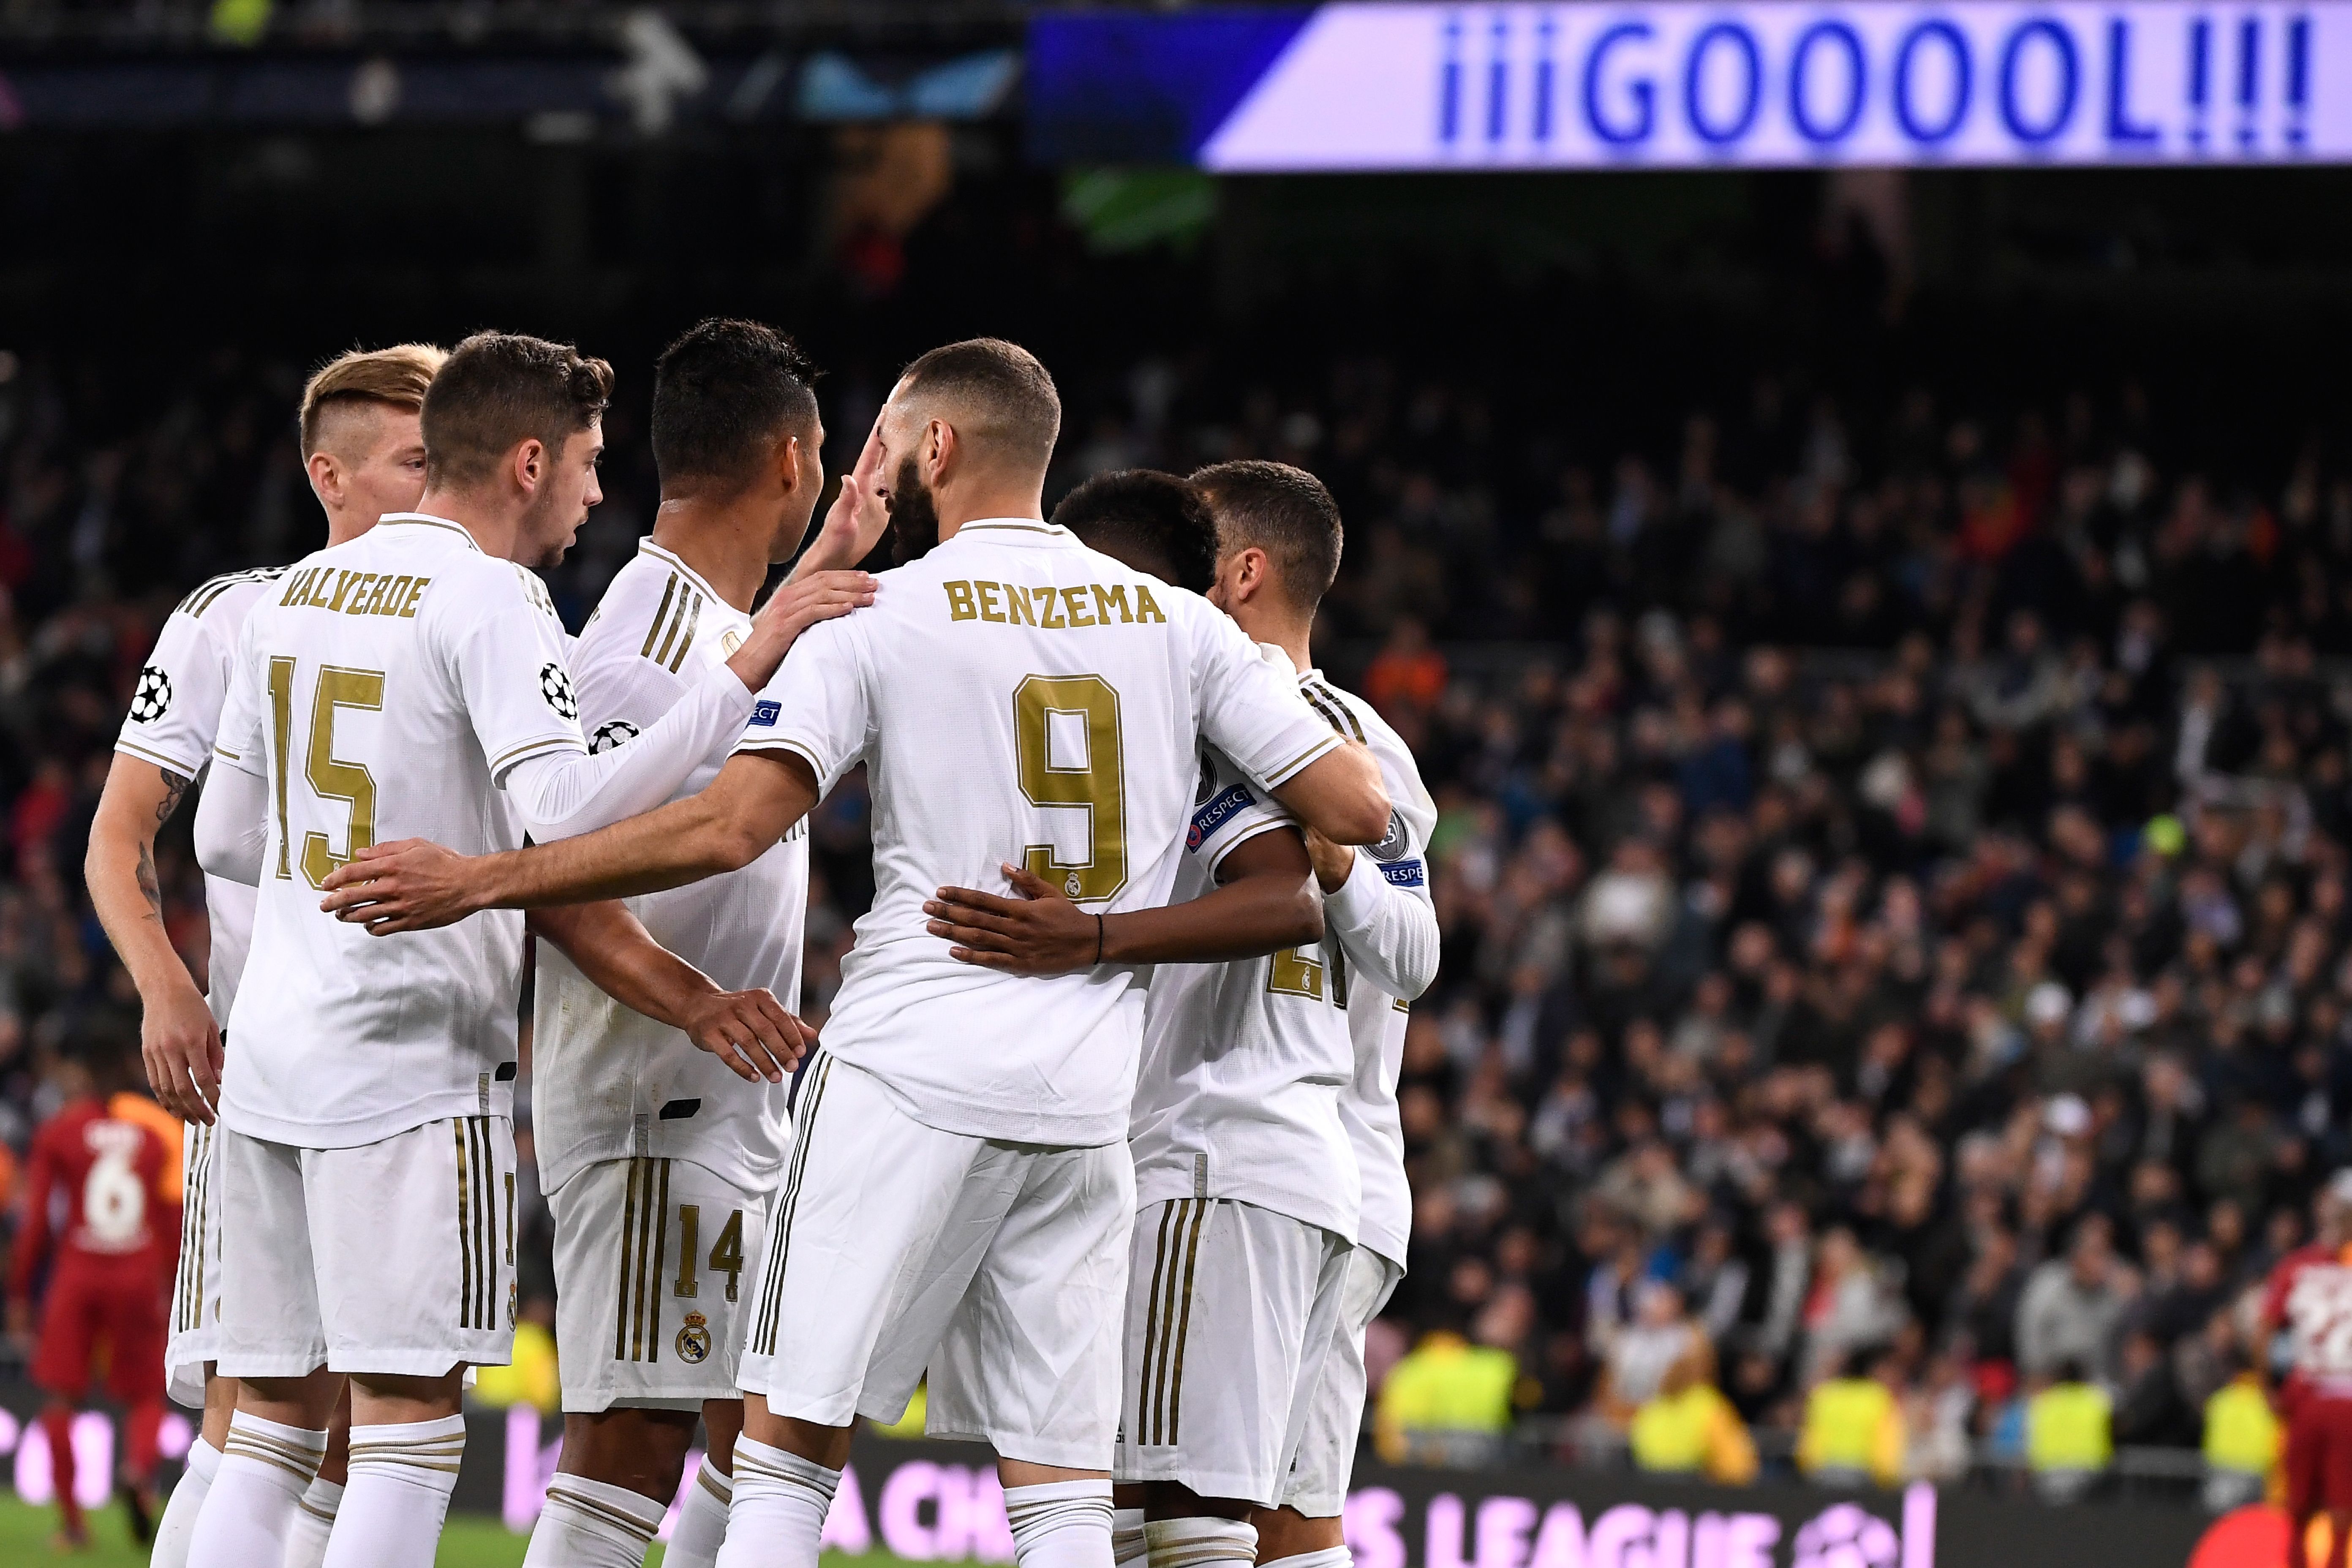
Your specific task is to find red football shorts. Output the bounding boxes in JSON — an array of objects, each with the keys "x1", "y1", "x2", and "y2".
[
  {"x1": 2287, "y1": 1391, "x2": 2352, "y2": 1517},
  {"x1": 31, "y1": 1255, "x2": 166, "y2": 1404}
]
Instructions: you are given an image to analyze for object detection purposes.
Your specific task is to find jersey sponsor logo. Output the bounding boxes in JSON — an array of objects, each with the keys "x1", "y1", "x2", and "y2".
[
  {"x1": 942, "y1": 577, "x2": 1168, "y2": 628},
  {"x1": 588, "y1": 719, "x2": 640, "y2": 754},
  {"x1": 749, "y1": 699, "x2": 781, "y2": 727},
  {"x1": 539, "y1": 662, "x2": 579, "y2": 720},
  {"x1": 1188, "y1": 782, "x2": 1254, "y2": 850},
  {"x1": 276, "y1": 566, "x2": 431, "y2": 618},
  {"x1": 675, "y1": 1310, "x2": 713, "y2": 1364},
  {"x1": 1368, "y1": 808, "x2": 1413, "y2": 861},
  {"x1": 1380, "y1": 858, "x2": 1426, "y2": 888},
  {"x1": 129, "y1": 665, "x2": 174, "y2": 724}
]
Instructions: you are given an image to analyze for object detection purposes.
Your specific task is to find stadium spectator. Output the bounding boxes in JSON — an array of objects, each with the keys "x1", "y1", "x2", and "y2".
[
  {"x1": 2201, "y1": 1355, "x2": 2282, "y2": 1511},
  {"x1": 1374, "y1": 1326, "x2": 1519, "y2": 1466},
  {"x1": 1796, "y1": 1350, "x2": 1907, "y2": 1488},
  {"x1": 1630, "y1": 1342, "x2": 1758, "y2": 1484},
  {"x1": 2025, "y1": 1359, "x2": 2115, "y2": 1500}
]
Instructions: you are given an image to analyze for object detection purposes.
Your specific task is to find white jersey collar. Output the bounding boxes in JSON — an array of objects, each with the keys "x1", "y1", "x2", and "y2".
[
  {"x1": 949, "y1": 517, "x2": 1073, "y2": 545},
  {"x1": 634, "y1": 536, "x2": 731, "y2": 609},
  {"x1": 378, "y1": 512, "x2": 484, "y2": 552}
]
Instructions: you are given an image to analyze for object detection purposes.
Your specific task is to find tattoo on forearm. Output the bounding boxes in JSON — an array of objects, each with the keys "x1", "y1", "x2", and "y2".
[
  {"x1": 137, "y1": 844, "x2": 163, "y2": 918},
  {"x1": 155, "y1": 770, "x2": 191, "y2": 825}
]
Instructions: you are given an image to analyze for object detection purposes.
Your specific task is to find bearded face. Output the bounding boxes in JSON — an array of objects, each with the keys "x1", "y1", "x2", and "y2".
[{"x1": 885, "y1": 450, "x2": 942, "y2": 566}]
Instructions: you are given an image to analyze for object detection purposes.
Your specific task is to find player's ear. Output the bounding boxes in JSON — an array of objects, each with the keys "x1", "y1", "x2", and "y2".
[
  {"x1": 928, "y1": 418, "x2": 955, "y2": 483},
  {"x1": 512, "y1": 437, "x2": 546, "y2": 496},
  {"x1": 307, "y1": 450, "x2": 343, "y2": 509}
]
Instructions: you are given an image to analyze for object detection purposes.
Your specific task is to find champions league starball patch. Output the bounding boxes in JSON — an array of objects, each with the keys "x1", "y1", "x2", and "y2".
[
  {"x1": 539, "y1": 662, "x2": 578, "y2": 720},
  {"x1": 588, "y1": 719, "x2": 640, "y2": 754},
  {"x1": 1368, "y1": 808, "x2": 1412, "y2": 861},
  {"x1": 130, "y1": 665, "x2": 174, "y2": 724},
  {"x1": 676, "y1": 1312, "x2": 713, "y2": 1364}
]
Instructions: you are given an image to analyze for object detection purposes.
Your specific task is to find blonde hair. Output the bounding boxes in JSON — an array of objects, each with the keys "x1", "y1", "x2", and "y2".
[{"x1": 299, "y1": 343, "x2": 447, "y2": 458}]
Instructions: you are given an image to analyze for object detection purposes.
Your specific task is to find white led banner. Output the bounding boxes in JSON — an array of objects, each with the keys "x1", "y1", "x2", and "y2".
[{"x1": 1026, "y1": 3, "x2": 2351, "y2": 170}]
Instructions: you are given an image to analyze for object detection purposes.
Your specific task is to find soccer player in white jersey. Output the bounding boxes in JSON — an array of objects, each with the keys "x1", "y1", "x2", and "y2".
[
  {"x1": 953, "y1": 468, "x2": 1358, "y2": 1568},
  {"x1": 522, "y1": 319, "x2": 885, "y2": 1568},
  {"x1": 85, "y1": 342, "x2": 446, "y2": 1568},
  {"x1": 312, "y1": 337, "x2": 1391, "y2": 1568},
  {"x1": 176, "y1": 332, "x2": 871, "y2": 1568},
  {"x1": 1189, "y1": 462, "x2": 1438, "y2": 1568}
]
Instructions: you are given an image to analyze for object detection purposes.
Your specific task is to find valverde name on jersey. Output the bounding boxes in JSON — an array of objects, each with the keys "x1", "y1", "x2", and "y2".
[
  {"x1": 275, "y1": 563, "x2": 434, "y2": 619},
  {"x1": 941, "y1": 577, "x2": 1169, "y2": 629}
]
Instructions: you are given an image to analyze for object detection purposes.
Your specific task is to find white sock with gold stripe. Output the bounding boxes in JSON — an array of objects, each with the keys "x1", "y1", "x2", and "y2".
[
  {"x1": 1113, "y1": 1507, "x2": 1149, "y2": 1568},
  {"x1": 1145, "y1": 1516, "x2": 1260, "y2": 1568},
  {"x1": 522, "y1": 1473, "x2": 667, "y2": 1568},
  {"x1": 716, "y1": 1437, "x2": 835, "y2": 1568},
  {"x1": 1260, "y1": 1548, "x2": 1351, "y2": 1568},
  {"x1": 662, "y1": 1455, "x2": 735, "y2": 1568},
  {"x1": 1007, "y1": 1480, "x2": 1116, "y2": 1568},
  {"x1": 318, "y1": 1414, "x2": 466, "y2": 1568},
  {"x1": 186, "y1": 1414, "x2": 327, "y2": 1568},
  {"x1": 282, "y1": 1476, "x2": 343, "y2": 1568}
]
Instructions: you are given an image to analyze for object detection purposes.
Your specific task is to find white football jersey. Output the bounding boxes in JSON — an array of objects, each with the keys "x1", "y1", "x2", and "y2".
[
  {"x1": 532, "y1": 539, "x2": 806, "y2": 1196},
  {"x1": 116, "y1": 568, "x2": 287, "y2": 1032},
  {"x1": 212, "y1": 514, "x2": 595, "y2": 1148},
  {"x1": 734, "y1": 518, "x2": 1343, "y2": 1149},
  {"x1": 1307, "y1": 673, "x2": 1435, "y2": 1268},
  {"x1": 1128, "y1": 654, "x2": 1360, "y2": 1242}
]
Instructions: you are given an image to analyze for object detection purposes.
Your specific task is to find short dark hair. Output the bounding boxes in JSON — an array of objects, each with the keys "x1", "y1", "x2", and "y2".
[
  {"x1": 1051, "y1": 470, "x2": 1218, "y2": 593},
  {"x1": 422, "y1": 331, "x2": 613, "y2": 490},
  {"x1": 897, "y1": 338, "x2": 1060, "y2": 475},
  {"x1": 1190, "y1": 459, "x2": 1343, "y2": 611},
  {"x1": 651, "y1": 318, "x2": 821, "y2": 498}
]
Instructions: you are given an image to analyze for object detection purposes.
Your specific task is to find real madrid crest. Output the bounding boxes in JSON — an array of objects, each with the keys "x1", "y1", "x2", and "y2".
[{"x1": 676, "y1": 1311, "x2": 713, "y2": 1364}]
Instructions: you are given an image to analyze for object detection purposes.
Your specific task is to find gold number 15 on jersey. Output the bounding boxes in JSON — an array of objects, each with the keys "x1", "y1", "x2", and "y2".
[
  {"x1": 267, "y1": 657, "x2": 385, "y2": 888},
  {"x1": 1013, "y1": 674, "x2": 1127, "y2": 903}
]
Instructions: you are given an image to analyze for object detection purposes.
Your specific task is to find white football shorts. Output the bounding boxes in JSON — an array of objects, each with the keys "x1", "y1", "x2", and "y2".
[
  {"x1": 1281, "y1": 1242, "x2": 1402, "y2": 1517},
  {"x1": 213, "y1": 1116, "x2": 517, "y2": 1379},
  {"x1": 166, "y1": 1119, "x2": 223, "y2": 1407},
  {"x1": 550, "y1": 1155, "x2": 767, "y2": 1412},
  {"x1": 1114, "y1": 1197, "x2": 1350, "y2": 1505},
  {"x1": 735, "y1": 1054, "x2": 1134, "y2": 1469}
]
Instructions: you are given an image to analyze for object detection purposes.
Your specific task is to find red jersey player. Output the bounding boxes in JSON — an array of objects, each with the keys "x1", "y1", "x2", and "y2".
[
  {"x1": 2264, "y1": 1172, "x2": 2352, "y2": 1568},
  {"x1": 6, "y1": 1040, "x2": 174, "y2": 1548}
]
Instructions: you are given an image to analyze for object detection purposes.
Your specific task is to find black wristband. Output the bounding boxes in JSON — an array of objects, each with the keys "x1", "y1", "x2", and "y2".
[{"x1": 1094, "y1": 912, "x2": 1105, "y2": 966}]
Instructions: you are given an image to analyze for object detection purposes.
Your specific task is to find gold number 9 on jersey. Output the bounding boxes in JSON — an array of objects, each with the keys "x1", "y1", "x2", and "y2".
[
  {"x1": 267, "y1": 658, "x2": 386, "y2": 889},
  {"x1": 1013, "y1": 674, "x2": 1127, "y2": 903}
]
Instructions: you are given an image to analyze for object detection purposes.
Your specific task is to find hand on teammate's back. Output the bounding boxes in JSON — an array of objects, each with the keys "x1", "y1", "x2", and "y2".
[
  {"x1": 675, "y1": 985, "x2": 810, "y2": 1083},
  {"x1": 319, "y1": 837, "x2": 482, "y2": 933},
  {"x1": 722, "y1": 569, "x2": 876, "y2": 692},
  {"x1": 143, "y1": 982, "x2": 225, "y2": 1124},
  {"x1": 925, "y1": 863, "x2": 1101, "y2": 975}
]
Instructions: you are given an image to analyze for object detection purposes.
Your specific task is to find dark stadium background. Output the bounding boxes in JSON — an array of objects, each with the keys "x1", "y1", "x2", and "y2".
[{"x1": 6, "y1": 3, "x2": 2352, "y2": 1561}]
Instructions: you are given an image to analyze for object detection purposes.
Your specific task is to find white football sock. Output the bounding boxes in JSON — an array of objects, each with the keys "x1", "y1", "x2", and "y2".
[
  {"x1": 1145, "y1": 1516, "x2": 1260, "y2": 1568},
  {"x1": 186, "y1": 1414, "x2": 328, "y2": 1568},
  {"x1": 662, "y1": 1456, "x2": 735, "y2": 1568},
  {"x1": 715, "y1": 1436, "x2": 836, "y2": 1568},
  {"x1": 283, "y1": 1476, "x2": 344, "y2": 1568},
  {"x1": 522, "y1": 1472, "x2": 667, "y2": 1567},
  {"x1": 1113, "y1": 1507, "x2": 1149, "y2": 1568},
  {"x1": 151, "y1": 1435, "x2": 223, "y2": 1568},
  {"x1": 1262, "y1": 1549, "x2": 1352, "y2": 1568},
  {"x1": 1007, "y1": 1480, "x2": 1116, "y2": 1568},
  {"x1": 318, "y1": 1414, "x2": 466, "y2": 1568}
]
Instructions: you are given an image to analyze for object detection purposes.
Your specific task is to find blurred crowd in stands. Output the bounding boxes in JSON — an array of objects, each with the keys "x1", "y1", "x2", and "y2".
[{"x1": 1, "y1": 338, "x2": 2349, "y2": 1497}]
